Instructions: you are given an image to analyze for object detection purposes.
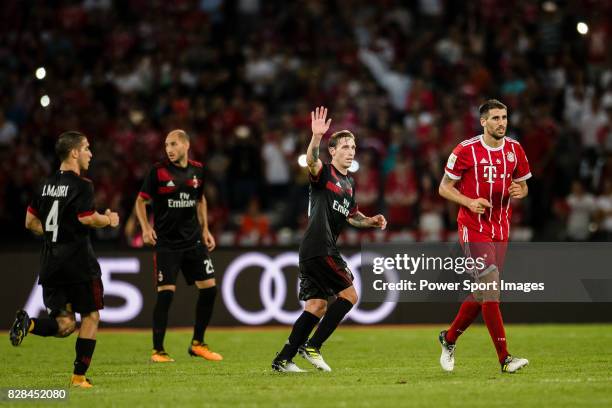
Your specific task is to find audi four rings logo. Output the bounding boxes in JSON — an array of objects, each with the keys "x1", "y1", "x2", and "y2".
[{"x1": 222, "y1": 252, "x2": 399, "y2": 325}]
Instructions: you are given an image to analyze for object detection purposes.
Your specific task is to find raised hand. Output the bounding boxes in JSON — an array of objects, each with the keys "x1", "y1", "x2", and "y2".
[{"x1": 311, "y1": 106, "x2": 332, "y2": 138}]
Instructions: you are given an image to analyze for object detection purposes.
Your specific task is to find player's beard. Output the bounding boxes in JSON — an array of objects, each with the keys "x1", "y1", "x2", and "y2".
[
  {"x1": 170, "y1": 152, "x2": 185, "y2": 164},
  {"x1": 490, "y1": 127, "x2": 506, "y2": 140}
]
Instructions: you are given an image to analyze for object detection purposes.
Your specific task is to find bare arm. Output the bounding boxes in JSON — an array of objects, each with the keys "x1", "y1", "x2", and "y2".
[
  {"x1": 306, "y1": 135, "x2": 323, "y2": 176},
  {"x1": 79, "y1": 209, "x2": 119, "y2": 228},
  {"x1": 25, "y1": 212, "x2": 43, "y2": 235},
  {"x1": 135, "y1": 195, "x2": 157, "y2": 245},
  {"x1": 438, "y1": 174, "x2": 492, "y2": 214},
  {"x1": 306, "y1": 106, "x2": 331, "y2": 176},
  {"x1": 197, "y1": 196, "x2": 208, "y2": 231},
  {"x1": 198, "y1": 194, "x2": 216, "y2": 251},
  {"x1": 347, "y1": 211, "x2": 387, "y2": 230}
]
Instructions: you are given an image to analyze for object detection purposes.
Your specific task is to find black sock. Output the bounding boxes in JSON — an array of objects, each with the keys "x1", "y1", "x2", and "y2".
[
  {"x1": 193, "y1": 286, "x2": 217, "y2": 344},
  {"x1": 30, "y1": 318, "x2": 59, "y2": 337},
  {"x1": 277, "y1": 311, "x2": 320, "y2": 361},
  {"x1": 308, "y1": 298, "x2": 353, "y2": 349},
  {"x1": 153, "y1": 290, "x2": 174, "y2": 351},
  {"x1": 73, "y1": 338, "x2": 96, "y2": 375}
]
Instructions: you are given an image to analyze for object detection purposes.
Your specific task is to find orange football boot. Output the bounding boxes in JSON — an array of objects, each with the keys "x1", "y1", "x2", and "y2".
[
  {"x1": 188, "y1": 341, "x2": 223, "y2": 361},
  {"x1": 150, "y1": 350, "x2": 175, "y2": 363},
  {"x1": 70, "y1": 374, "x2": 93, "y2": 388}
]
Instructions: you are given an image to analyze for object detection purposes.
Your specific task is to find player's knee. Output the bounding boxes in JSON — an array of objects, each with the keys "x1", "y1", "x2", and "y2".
[
  {"x1": 315, "y1": 303, "x2": 327, "y2": 316},
  {"x1": 483, "y1": 290, "x2": 500, "y2": 302},
  {"x1": 338, "y1": 286, "x2": 358, "y2": 305},
  {"x1": 340, "y1": 292, "x2": 358, "y2": 305},
  {"x1": 57, "y1": 320, "x2": 77, "y2": 337},
  {"x1": 305, "y1": 300, "x2": 327, "y2": 317},
  {"x1": 195, "y1": 278, "x2": 216, "y2": 289},
  {"x1": 76, "y1": 311, "x2": 100, "y2": 334},
  {"x1": 84, "y1": 311, "x2": 101, "y2": 325}
]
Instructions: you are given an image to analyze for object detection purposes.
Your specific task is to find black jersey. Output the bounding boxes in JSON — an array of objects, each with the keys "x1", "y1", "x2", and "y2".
[
  {"x1": 139, "y1": 159, "x2": 205, "y2": 251},
  {"x1": 28, "y1": 170, "x2": 101, "y2": 285},
  {"x1": 299, "y1": 163, "x2": 359, "y2": 261}
]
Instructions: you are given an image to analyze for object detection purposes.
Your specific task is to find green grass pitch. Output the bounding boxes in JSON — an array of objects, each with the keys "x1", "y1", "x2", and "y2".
[{"x1": 1, "y1": 324, "x2": 611, "y2": 407}]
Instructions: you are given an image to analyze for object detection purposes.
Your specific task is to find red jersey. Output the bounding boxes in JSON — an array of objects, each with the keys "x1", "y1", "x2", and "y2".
[{"x1": 444, "y1": 135, "x2": 531, "y2": 241}]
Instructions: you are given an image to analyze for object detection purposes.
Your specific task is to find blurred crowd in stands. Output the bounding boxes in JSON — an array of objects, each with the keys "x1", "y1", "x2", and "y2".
[{"x1": 1, "y1": 0, "x2": 611, "y2": 246}]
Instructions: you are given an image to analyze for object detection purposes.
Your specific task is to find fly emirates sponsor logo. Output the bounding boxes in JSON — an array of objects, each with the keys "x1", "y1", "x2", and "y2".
[
  {"x1": 169, "y1": 192, "x2": 196, "y2": 208},
  {"x1": 333, "y1": 198, "x2": 350, "y2": 217}
]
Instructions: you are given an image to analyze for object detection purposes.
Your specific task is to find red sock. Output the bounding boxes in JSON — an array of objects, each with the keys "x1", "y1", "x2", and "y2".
[
  {"x1": 482, "y1": 301, "x2": 509, "y2": 363},
  {"x1": 446, "y1": 294, "x2": 481, "y2": 344}
]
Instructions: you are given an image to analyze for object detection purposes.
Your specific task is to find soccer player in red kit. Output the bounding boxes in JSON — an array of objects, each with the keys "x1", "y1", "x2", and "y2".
[{"x1": 438, "y1": 99, "x2": 530, "y2": 373}]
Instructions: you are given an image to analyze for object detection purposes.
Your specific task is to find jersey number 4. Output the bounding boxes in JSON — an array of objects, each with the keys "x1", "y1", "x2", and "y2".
[{"x1": 45, "y1": 199, "x2": 59, "y2": 242}]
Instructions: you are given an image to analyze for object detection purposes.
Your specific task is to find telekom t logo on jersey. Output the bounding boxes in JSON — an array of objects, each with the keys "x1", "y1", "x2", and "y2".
[
  {"x1": 483, "y1": 165, "x2": 497, "y2": 184},
  {"x1": 483, "y1": 165, "x2": 511, "y2": 184}
]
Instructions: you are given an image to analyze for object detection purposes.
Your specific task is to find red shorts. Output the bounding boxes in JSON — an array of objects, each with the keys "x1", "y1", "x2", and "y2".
[{"x1": 458, "y1": 223, "x2": 508, "y2": 278}]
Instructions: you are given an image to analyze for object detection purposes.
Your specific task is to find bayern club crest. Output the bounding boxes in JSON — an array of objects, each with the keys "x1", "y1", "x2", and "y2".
[{"x1": 506, "y1": 152, "x2": 515, "y2": 162}]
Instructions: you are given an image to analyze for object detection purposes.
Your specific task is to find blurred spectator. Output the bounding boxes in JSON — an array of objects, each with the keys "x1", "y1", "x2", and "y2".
[
  {"x1": 227, "y1": 126, "x2": 261, "y2": 210},
  {"x1": 418, "y1": 174, "x2": 444, "y2": 241},
  {"x1": 359, "y1": 47, "x2": 411, "y2": 112},
  {"x1": 597, "y1": 103, "x2": 612, "y2": 153},
  {"x1": 237, "y1": 197, "x2": 270, "y2": 244},
  {"x1": 579, "y1": 92, "x2": 608, "y2": 151},
  {"x1": 595, "y1": 180, "x2": 612, "y2": 240},
  {"x1": 261, "y1": 130, "x2": 291, "y2": 206},
  {"x1": 564, "y1": 75, "x2": 593, "y2": 130},
  {"x1": 354, "y1": 151, "x2": 380, "y2": 216},
  {"x1": 0, "y1": 110, "x2": 18, "y2": 147},
  {"x1": 565, "y1": 181, "x2": 596, "y2": 241},
  {"x1": 1, "y1": 0, "x2": 610, "y2": 244},
  {"x1": 384, "y1": 155, "x2": 418, "y2": 229}
]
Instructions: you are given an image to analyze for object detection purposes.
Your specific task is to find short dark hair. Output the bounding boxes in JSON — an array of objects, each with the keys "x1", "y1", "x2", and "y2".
[
  {"x1": 328, "y1": 130, "x2": 355, "y2": 149},
  {"x1": 55, "y1": 131, "x2": 86, "y2": 161},
  {"x1": 479, "y1": 99, "x2": 507, "y2": 118}
]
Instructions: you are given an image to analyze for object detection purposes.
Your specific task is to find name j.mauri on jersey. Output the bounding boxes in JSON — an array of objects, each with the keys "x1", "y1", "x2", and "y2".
[{"x1": 42, "y1": 185, "x2": 69, "y2": 198}]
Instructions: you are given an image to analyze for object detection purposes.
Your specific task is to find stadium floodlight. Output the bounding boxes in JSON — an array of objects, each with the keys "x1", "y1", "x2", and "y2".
[
  {"x1": 577, "y1": 22, "x2": 589, "y2": 35},
  {"x1": 40, "y1": 95, "x2": 50, "y2": 108},
  {"x1": 35, "y1": 67, "x2": 46, "y2": 80},
  {"x1": 349, "y1": 159, "x2": 360, "y2": 173},
  {"x1": 298, "y1": 154, "x2": 307, "y2": 167}
]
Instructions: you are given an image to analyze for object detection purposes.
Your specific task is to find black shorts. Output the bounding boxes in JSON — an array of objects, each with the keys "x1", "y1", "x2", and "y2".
[
  {"x1": 298, "y1": 255, "x2": 354, "y2": 301},
  {"x1": 154, "y1": 244, "x2": 215, "y2": 287},
  {"x1": 43, "y1": 278, "x2": 104, "y2": 318}
]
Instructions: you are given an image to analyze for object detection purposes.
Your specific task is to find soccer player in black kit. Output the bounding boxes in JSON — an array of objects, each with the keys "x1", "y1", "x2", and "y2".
[
  {"x1": 272, "y1": 107, "x2": 387, "y2": 372},
  {"x1": 10, "y1": 131, "x2": 120, "y2": 388},
  {"x1": 135, "y1": 129, "x2": 222, "y2": 362}
]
